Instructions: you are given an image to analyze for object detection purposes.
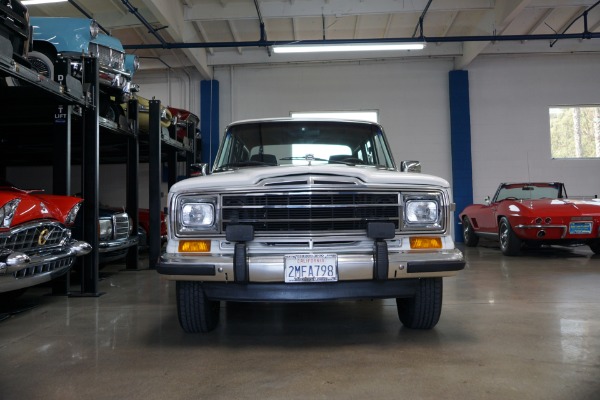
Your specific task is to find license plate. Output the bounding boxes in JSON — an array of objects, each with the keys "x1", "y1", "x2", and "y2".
[
  {"x1": 569, "y1": 221, "x2": 592, "y2": 234},
  {"x1": 284, "y1": 254, "x2": 338, "y2": 283}
]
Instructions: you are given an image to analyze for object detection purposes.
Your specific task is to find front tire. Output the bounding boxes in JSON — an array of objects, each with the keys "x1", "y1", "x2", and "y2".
[
  {"x1": 462, "y1": 216, "x2": 479, "y2": 247},
  {"x1": 499, "y1": 217, "x2": 521, "y2": 256},
  {"x1": 589, "y1": 240, "x2": 600, "y2": 255},
  {"x1": 396, "y1": 277, "x2": 442, "y2": 329},
  {"x1": 27, "y1": 50, "x2": 55, "y2": 80},
  {"x1": 176, "y1": 281, "x2": 220, "y2": 333}
]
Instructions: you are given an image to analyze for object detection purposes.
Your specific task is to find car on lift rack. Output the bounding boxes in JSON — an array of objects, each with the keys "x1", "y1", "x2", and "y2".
[
  {"x1": 0, "y1": 184, "x2": 91, "y2": 299},
  {"x1": 459, "y1": 182, "x2": 600, "y2": 256},
  {"x1": 27, "y1": 17, "x2": 139, "y2": 121},
  {"x1": 0, "y1": 0, "x2": 30, "y2": 67}
]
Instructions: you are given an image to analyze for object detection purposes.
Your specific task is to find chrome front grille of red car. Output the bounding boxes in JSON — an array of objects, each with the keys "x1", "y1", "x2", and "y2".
[
  {"x1": 0, "y1": 221, "x2": 70, "y2": 252},
  {"x1": 13, "y1": 257, "x2": 75, "y2": 279}
]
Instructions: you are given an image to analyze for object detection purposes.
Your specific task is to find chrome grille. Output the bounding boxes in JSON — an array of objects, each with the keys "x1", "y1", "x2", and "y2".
[
  {"x1": 113, "y1": 213, "x2": 130, "y2": 240},
  {"x1": 0, "y1": 221, "x2": 69, "y2": 252},
  {"x1": 88, "y1": 43, "x2": 125, "y2": 71},
  {"x1": 221, "y1": 192, "x2": 400, "y2": 232},
  {"x1": 13, "y1": 257, "x2": 75, "y2": 279}
]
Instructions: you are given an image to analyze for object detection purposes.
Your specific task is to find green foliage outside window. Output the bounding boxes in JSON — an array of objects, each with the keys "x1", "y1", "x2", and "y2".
[{"x1": 549, "y1": 106, "x2": 600, "y2": 159}]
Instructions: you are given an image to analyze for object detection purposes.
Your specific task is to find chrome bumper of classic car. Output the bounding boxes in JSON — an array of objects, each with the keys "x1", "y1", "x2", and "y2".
[
  {"x1": 0, "y1": 240, "x2": 91, "y2": 293},
  {"x1": 98, "y1": 236, "x2": 138, "y2": 253}
]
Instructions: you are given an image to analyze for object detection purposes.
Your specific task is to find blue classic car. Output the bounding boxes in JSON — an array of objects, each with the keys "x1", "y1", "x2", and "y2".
[{"x1": 28, "y1": 17, "x2": 139, "y2": 121}]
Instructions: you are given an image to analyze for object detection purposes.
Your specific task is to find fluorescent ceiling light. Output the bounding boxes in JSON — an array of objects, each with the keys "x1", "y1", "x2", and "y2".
[
  {"x1": 272, "y1": 42, "x2": 425, "y2": 54},
  {"x1": 22, "y1": 0, "x2": 67, "y2": 5}
]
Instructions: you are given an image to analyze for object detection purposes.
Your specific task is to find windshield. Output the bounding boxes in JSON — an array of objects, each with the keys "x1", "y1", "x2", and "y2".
[
  {"x1": 213, "y1": 120, "x2": 396, "y2": 172},
  {"x1": 494, "y1": 183, "x2": 564, "y2": 201}
]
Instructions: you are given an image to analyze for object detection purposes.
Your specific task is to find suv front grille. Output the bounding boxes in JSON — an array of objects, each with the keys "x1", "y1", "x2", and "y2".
[
  {"x1": 0, "y1": 221, "x2": 69, "y2": 252},
  {"x1": 221, "y1": 192, "x2": 400, "y2": 233}
]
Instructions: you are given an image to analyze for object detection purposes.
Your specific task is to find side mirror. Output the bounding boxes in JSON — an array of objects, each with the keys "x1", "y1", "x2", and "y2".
[
  {"x1": 400, "y1": 160, "x2": 421, "y2": 173},
  {"x1": 189, "y1": 163, "x2": 209, "y2": 177},
  {"x1": 484, "y1": 196, "x2": 491, "y2": 206}
]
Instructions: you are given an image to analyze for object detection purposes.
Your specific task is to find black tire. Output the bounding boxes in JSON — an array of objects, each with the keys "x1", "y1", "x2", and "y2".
[
  {"x1": 462, "y1": 216, "x2": 479, "y2": 247},
  {"x1": 176, "y1": 281, "x2": 220, "y2": 333},
  {"x1": 499, "y1": 217, "x2": 521, "y2": 256},
  {"x1": 27, "y1": 50, "x2": 55, "y2": 80},
  {"x1": 396, "y1": 277, "x2": 442, "y2": 329},
  {"x1": 589, "y1": 240, "x2": 600, "y2": 255}
]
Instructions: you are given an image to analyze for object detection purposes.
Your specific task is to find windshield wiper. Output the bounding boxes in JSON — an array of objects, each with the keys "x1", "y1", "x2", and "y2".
[{"x1": 214, "y1": 161, "x2": 275, "y2": 171}]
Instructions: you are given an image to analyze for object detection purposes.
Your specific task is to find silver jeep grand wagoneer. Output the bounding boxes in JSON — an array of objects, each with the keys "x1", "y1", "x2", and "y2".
[{"x1": 158, "y1": 118, "x2": 465, "y2": 333}]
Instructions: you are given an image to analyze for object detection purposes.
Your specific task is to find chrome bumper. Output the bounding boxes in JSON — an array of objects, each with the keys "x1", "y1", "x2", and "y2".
[{"x1": 0, "y1": 240, "x2": 91, "y2": 293}]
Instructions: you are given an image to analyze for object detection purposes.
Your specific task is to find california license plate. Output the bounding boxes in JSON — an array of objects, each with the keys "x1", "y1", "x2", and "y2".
[
  {"x1": 284, "y1": 254, "x2": 338, "y2": 283},
  {"x1": 569, "y1": 221, "x2": 592, "y2": 234}
]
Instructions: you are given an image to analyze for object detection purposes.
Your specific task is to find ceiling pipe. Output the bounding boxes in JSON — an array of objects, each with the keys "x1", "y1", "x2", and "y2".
[
  {"x1": 123, "y1": 32, "x2": 600, "y2": 50},
  {"x1": 119, "y1": 0, "x2": 168, "y2": 48}
]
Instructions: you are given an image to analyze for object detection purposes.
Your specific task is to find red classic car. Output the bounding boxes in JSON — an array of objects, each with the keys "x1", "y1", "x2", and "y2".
[
  {"x1": 459, "y1": 182, "x2": 600, "y2": 256},
  {"x1": 167, "y1": 106, "x2": 199, "y2": 141},
  {"x1": 0, "y1": 185, "x2": 91, "y2": 297},
  {"x1": 138, "y1": 208, "x2": 168, "y2": 247}
]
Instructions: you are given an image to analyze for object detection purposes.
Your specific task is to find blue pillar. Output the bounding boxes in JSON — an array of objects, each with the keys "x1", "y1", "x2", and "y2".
[
  {"x1": 449, "y1": 70, "x2": 473, "y2": 242},
  {"x1": 201, "y1": 80, "x2": 220, "y2": 167}
]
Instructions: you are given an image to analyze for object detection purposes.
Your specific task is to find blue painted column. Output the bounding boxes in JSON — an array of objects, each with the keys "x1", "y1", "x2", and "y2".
[
  {"x1": 449, "y1": 70, "x2": 473, "y2": 242},
  {"x1": 201, "y1": 80, "x2": 220, "y2": 167}
]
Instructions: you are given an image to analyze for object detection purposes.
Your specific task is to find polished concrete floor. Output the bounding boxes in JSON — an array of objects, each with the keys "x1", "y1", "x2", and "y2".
[{"x1": 1, "y1": 243, "x2": 599, "y2": 400}]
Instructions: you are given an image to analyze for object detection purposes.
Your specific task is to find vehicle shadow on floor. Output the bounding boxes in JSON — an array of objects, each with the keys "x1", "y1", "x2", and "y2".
[{"x1": 152, "y1": 300, "x2": 472, "y2": 349}]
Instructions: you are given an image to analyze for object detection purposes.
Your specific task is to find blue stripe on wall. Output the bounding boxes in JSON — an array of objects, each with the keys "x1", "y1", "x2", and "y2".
[
  {"x1": 449, "y1": 70, "x2": 473, "y2": 242},
  {"x1": 200, "y1": 80, "x2": 220, "y2": 167}
]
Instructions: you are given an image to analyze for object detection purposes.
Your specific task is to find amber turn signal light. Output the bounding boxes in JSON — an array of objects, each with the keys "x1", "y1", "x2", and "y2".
[
  {"x1": 179, "y1": 240, "x2": 211, "y2": 252},
  {"x1": 410, "y1": 237, "x2": 442, "y2": 249}
]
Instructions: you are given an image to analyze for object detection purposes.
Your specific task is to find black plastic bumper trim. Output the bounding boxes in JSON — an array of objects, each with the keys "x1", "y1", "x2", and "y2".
[
  {"x1": 200, "y1": 279, "x2": 420, "y2": 302},
  {"x1": 407, "y1": 260, "x2": 466, "y2": 273},
  {"x1": 156, "y1": 264, "x2": 216, "y2": 276}
]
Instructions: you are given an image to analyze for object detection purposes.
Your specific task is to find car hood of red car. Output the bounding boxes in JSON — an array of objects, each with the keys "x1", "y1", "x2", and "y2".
[
  {"x1": 0, "y1": 187, "x2": 82, "y2": 227},
  {"x1": 508, "y1": 198, "x2": 600, "y2": 215}
]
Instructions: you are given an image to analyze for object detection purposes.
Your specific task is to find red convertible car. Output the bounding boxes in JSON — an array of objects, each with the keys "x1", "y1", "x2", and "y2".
[
  {"x1": 459, "y1": 182, "x2": 600, "y2": 256},
  {"x1": 0, "y1": 185, "x2": 91, "y2": 297}
]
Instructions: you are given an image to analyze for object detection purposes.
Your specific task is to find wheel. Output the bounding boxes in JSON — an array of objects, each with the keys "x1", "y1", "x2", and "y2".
[
  {"x1": 499, "y1": 217, "x2": 521, "y2": 256},
  {"x1": 589, "y1": 240, "x2": 600, "y2": 255},
  {"x1": 176, "y1": 281, "x2": 220, "y2": 333},
  {"x1": 27, "y1": 50, "x2": 55, "y2": 80},
  {"x1": 462, "y1": 216, "x2": 479, "y2": 247},
  {"x1": 396, "y1": 277, "x2": 442, "y2": 329}
]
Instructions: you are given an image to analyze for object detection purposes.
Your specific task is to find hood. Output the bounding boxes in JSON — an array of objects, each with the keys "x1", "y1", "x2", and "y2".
[
  {"x1": 0, "y1": 188, "x2": 82, "y2": 228},
  {"x1": 514, "y1": 198, "x2": 600, "y2": 215},
  {"x1": 171, "y1": 164, "x2": 449, "y2": 193}
]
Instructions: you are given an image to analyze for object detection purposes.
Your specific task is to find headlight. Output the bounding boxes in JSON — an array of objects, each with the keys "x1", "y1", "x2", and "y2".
[
  {"x1": 402, "y1": 193, "x2": 443, "y2": 230},
  {"x1": 406, "y1": 201, "x2": 438, "y2": 223},
  {"x1": 177, "y1": 196, "x2": 218, "y2": 234},
  {"x1": 1, "y1": 199, "x2": 20, "y2": 228},
  {"x1": 132, "y1": 55, "x2": 140, "y2": 72},
  {"x1": 65, "y1": 202, "x2": 82, "y2": 225},
  {"x1": 98, "y1": 219, "x2": 113, "y2": 240},
  {"x1": 90, "y1": 20, "x2": 100, "y2": 39},
  {"x1": 182, "y1": 204, "x2": 214, "y2": 226}
]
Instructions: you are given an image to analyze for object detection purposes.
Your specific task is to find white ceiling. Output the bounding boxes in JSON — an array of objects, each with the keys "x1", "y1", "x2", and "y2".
[{"x1": 26, "y1": 0, "x2": 600, "y2": 78}]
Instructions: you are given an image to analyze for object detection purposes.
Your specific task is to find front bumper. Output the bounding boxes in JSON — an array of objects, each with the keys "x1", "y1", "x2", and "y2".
[
  {"x1": 0, "y1": 240, "x2": 91, "y2": 293},
  {"x1": 158, "y1": 246, "x2": 465, "y2": 300}
]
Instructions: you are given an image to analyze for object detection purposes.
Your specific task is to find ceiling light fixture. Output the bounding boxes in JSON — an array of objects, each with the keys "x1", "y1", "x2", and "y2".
[
  {"x1": 272, "y1": 42, "x2": 426, "y2": 54},
  {"x1": 22, "y1": 0, "x2": 67, "y2": 5}
]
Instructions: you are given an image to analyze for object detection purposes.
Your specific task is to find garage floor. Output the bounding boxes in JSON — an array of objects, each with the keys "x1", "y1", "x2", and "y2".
[{"x1": 1, "y1": 243, "x2": 599, "y2": 400}]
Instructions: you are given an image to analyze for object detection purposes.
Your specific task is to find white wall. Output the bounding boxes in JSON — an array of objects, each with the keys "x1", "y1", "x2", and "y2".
[
  {"x1": 468, "y1": 53, "x2": 600, "y2": 201},
  {"x1": 215, "y1": 59, "x2": 455, "y2": 182}
]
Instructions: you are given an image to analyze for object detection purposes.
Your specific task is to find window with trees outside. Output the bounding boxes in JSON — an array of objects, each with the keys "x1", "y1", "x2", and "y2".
[{"x1": 549, "y1": 106, "x2": 600, "y2": 159}]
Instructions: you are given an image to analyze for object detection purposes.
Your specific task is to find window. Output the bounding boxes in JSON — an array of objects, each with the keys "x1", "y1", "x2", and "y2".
[{"x1": 549, "y1": 106, "x2": 600, "y2": 159}]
